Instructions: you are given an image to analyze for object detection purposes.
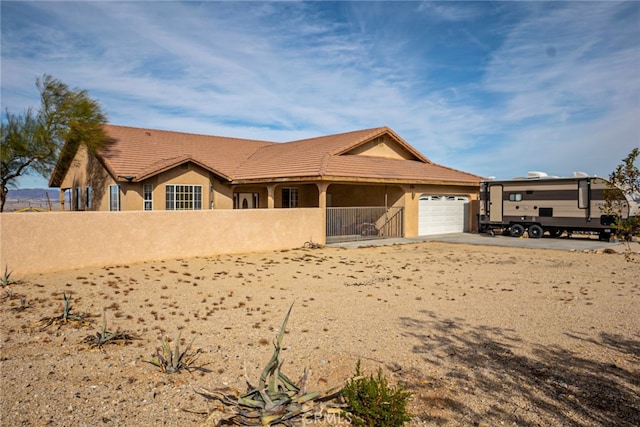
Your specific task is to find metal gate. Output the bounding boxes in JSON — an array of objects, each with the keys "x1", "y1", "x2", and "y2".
[{"x1": 326, "y1": 206, "x2": 404, "y2": 243}]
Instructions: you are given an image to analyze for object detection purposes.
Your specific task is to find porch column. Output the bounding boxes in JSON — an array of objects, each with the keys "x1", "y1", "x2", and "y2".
[
  {"x1": 267, "y1": 184, "x2": 276, "y2": 209},
  {"x1": 317, "y1": 182, "x2": 329, "y2": 209},
  {"x1": 59, "y1": 189, "x2": 65, "y2": 211},
  {"x1": 317, "y1": 183, "x2": 329, "y2": 244}
]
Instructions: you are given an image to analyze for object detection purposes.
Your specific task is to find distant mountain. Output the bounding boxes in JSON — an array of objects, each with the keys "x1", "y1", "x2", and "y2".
[
  {"x1": 3, "y1": 188, "x2": 60, "y2": 211},
  {"x1": 7, "y1": 188, "x2": 58, "y2": 200}
]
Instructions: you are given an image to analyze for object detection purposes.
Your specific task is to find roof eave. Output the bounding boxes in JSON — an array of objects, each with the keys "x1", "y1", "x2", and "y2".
[
  {"x1": 133, "y1": 158, "x2": 232, "y2": 183},
  {"x1": 48, "y1": 140, "x2": 81, "y2": 188},
  {"x1": 231, "y1": 175, "x2": 481, "y2": 186}
]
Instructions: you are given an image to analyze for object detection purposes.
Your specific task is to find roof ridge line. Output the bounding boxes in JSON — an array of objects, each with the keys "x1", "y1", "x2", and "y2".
[
  {"x1": 329, "y1": 127, "x2": 389, "y2": 156},
  {"x1": 284, "y1": 126, "x2": 387, "y2": 145},
  {"x1": 104, "y1": 123, "x2": 277, "y2": 144}
]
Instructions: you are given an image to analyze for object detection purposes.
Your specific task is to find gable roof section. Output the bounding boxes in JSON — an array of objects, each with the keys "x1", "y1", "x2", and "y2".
[
  {"x1": 232, "y1": 127, "x2": 440, "y2": 181},
  {"x1": 231, "y1": 127, "x2": 396, "y2": 180},
  {"x1": 332, "y1": 127, "x2": 429, "y2": 162},
  {"x1": 231, "y1": 127, "x2": 482, "y2": 184},
  {"x1": 134, "y1": 155, "x2": 227, "y2": 182},
  {"x1": 49, "y1": 140, "x2": 81, "y2": 187}
]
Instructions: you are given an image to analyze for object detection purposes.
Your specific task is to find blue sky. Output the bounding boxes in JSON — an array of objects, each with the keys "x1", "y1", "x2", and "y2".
[{"x1": 2, "y1": 1, "x2": 639, "y2": 188}]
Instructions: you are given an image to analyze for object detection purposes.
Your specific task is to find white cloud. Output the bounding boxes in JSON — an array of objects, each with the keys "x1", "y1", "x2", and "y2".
[{"x1": 2, "y1": 1, "x2": 638, "y2": 188}]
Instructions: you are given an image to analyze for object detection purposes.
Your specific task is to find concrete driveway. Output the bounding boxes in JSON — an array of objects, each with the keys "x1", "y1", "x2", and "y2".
[{"x1": 328, "y1": 232, "x2": 639, "y2": 252}]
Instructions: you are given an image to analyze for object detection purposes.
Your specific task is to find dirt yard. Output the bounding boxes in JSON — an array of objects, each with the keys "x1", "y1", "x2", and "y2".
[{"x1": 1, "y1": 241, "x2": 639, "y2": 426}]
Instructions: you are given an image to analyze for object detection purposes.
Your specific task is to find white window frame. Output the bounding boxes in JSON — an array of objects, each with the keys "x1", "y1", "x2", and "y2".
[
  {"x1": 143, "y1": 184, "x2": 153, "y2": 211},
  {"x1": 109, "y1": 185, "x2": 120, "y2": 211},
  {"x1": 282, "y1": 187, "x2": 299, "y2": 208},
  {"x1": 165, "y1": 184, "x2": 202, "y2": 210}
]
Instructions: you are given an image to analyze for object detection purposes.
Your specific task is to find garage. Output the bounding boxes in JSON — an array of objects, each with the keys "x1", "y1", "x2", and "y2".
[{"x1": 419, "y1": 195, "x2": 469, "y2": 236}]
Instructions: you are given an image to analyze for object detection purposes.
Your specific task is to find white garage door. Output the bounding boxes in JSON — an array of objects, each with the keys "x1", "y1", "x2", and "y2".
[{"x1": 419, "y1": 195, "x2": 469, "y2": 236}]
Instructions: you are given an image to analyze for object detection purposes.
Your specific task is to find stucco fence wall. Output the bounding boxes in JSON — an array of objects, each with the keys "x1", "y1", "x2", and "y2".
[{"x1": 0, "y1": 209, "x2": 324, "y2": 275}]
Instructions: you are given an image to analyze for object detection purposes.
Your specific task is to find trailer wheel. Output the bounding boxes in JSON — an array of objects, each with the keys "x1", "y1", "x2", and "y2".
[
  {"x1": 510, "y1": 224, "x2": 525, "y2": 237},
  {"x1": 528, "y1": 224, "x2": 544, "y2": 239}
]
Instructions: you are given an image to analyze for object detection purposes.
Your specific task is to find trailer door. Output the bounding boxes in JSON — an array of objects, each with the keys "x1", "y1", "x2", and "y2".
[
  {"x1": 489, "y1": 185, "x2": 503, "y2": 222},
  {"x1": 578, "y1": 179, "x2": 591, "y2": 221}
]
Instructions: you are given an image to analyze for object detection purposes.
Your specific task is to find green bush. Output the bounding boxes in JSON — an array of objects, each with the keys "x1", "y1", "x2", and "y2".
[{"x1": 342, "y1": 360, "x2": 413, "y2": 426}]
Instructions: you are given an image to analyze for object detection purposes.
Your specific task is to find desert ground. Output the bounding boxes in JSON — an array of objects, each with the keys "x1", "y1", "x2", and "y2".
[{"x1": 1, "y1": 240, "x2": 639, "y2": 426}]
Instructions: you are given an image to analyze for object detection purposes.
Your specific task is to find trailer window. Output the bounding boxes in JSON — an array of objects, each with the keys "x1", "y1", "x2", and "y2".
[
  {"x1": 509, "y1": 193, "x2": 523, "y2": 202},
  {"x1": 578, "y1": 180, "x2": 589, "y2": 209}
]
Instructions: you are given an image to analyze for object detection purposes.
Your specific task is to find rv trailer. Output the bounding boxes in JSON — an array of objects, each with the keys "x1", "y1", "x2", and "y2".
[{"x1": 479, "y1": 172, "x2": 638, "y2": 240}]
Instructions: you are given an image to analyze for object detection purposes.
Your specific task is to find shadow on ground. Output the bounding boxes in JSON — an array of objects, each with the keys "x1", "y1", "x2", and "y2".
[{"x1": 397, "y1": 311, "x2": 640, "y2": 426}]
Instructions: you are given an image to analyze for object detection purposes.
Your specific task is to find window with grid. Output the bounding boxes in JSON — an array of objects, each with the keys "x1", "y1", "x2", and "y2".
[
  {"x1": 165, "y1": 184, "x2": 202, "y2": 210},
  {"x1": 282, "y1": 188, "x2": 298, "y2": 208},
  {"x1": 109, "y1": 185, "x2": 120, "y2": 211},
  {"x1": 143, "y1": 184, "x2": 153, "y2": 211}
]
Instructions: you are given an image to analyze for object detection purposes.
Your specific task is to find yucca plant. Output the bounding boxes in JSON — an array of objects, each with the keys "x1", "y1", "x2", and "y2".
[
  {"x1": 148, "y1": 334, "x2": 205, "y2": 373},
  {"x1": 2, "y1": 286, "x2": 13, "y2": 299},
  {"x1": 83, "y1": 311, "x2": 137, "y2": 349},
  {"x1": 36, "y1": 292, "x2": 90, "y2": 329},
  {"x1": 12, "y1": 297, "x2": 31, "y2": 312},
  {"x1": 342, "y1": 360, "x2": 413, "y2": 427},
  {"x1": 195, "y1": 304, "x2": 344, "y2": 425},
  {"x1": 1, "y1": 265, "x2": 14, "y2": 287}
]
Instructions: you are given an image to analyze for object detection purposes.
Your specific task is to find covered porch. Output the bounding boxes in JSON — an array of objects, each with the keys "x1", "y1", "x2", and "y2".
[
  {"x1": 231, "y1": 182, "x2": 405, "y2": 209},
  {"x1": 231, "y1": 181, "x2": 407, "y2": 242}
]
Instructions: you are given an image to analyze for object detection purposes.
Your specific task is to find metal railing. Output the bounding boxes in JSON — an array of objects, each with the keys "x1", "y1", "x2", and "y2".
[{"x1": 326, "y1": 206, "x2": 404, "y2": 243}]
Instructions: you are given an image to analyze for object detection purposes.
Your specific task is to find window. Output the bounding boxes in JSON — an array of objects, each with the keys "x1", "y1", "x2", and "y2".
[
  {"x1": 143, "y1": 184, "x2": 153, "y2": 211},
  {"x1": 509, "y1": 193, "x2": 523, "y2": 202},
  {"x1": 109, "y1": 185, "x2": 120, "y2": 211},
  {"x1": 165, "y1": 184, "x2": 202, "y2": 210},
  {"x1": 578, "y1": 180, "x2": 589, "y2": 209},
  {"x1": 85, "y1": 187, "x2": 92, "y2": 210},
  {"x1": 282, "y1": 188, "x2": 298, "y2": 208},
  {"x1": 74, "y1": 187, "x2": 82, "y2": 211}
]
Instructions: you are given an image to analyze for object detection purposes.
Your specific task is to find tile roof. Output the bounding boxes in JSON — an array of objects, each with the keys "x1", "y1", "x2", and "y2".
[
  {"x1": 99, "y1": 125, "x2": 274, "y2": 181},
  {"x1": 232, "y1": 127, "x2": 403, "y2": 180},
  {"x1": 322, "y1": 155, "x2": 482, "y2": 184},
  {"x1": 53, "y1": 124, "x2": 483, "y2": 186}
]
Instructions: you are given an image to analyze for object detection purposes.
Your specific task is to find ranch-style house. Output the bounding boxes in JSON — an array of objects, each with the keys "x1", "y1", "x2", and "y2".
[{"x1": 49, "y1": 125, "x2": 483, "y2": 242}]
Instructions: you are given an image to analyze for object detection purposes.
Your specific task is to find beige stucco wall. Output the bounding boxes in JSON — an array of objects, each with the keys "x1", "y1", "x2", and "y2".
[
  {"x1": 347, "y1": 135, "x2": 414, "y2": 160},
  {"x1": 58, "y1": 145, "x2": 115, "y2": 211},
  {"x1": 0, "y1": 208, "x2": 324, "y2": 275}
]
